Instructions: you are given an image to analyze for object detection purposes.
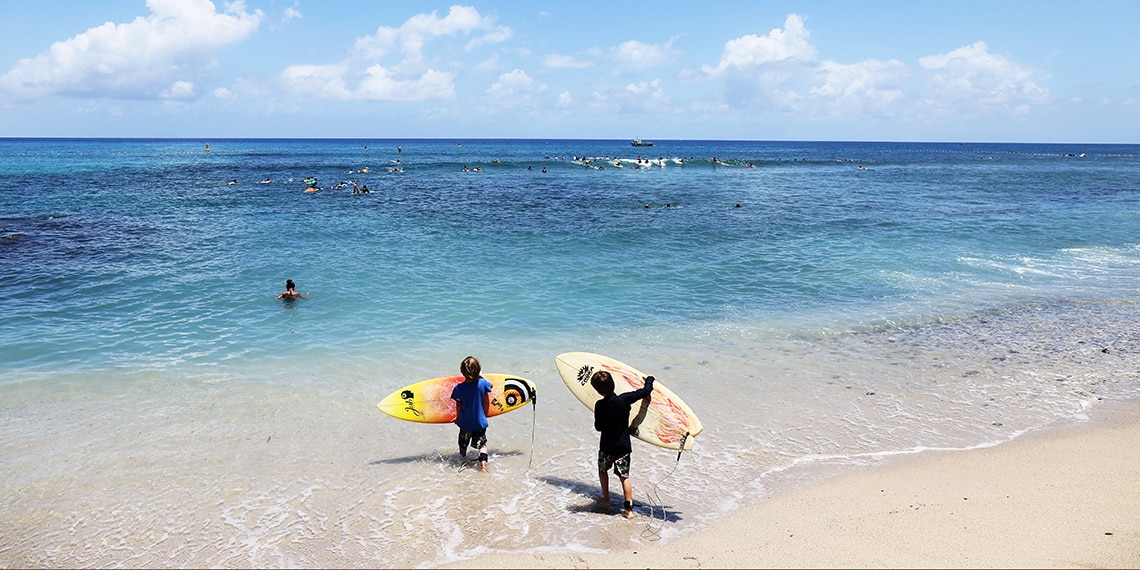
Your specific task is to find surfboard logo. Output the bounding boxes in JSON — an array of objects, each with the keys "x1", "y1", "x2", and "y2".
[
  {"x1": 399, "y1": 389, "x2": 422, "y2": 417},
  {"x1": 575, "y1": 365, "x2": 594, "y2": 387}
]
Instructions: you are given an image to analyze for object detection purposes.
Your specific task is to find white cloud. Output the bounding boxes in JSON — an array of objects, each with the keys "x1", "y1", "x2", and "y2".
[
  {"x1": 280, "y1": 63, "x2": 352, "y2": 100},
  {"x1": 597, "y1": 78, "x2": 668, "y2": 114},
  {"x1": 624, "y1": 79, "x2": 662, "y2": 97},
  {"x1": 613, "y1": 39, "x2": 675, "y2": 73},
  {"x1": 283, "y1": 2, "x2": 302, "y2": 21},
  {"x1": 918, "y1": 41, "x2": 1050, "y2": 116},
  {"x1": 467, "y1": 26, "x2": 513, "y2": 52},
  {"x1": 352, "y1": 5, "x2": 508, "y2": 63},
  {"x1": 557, "y1": 91, "x2": 574, "y2": 106},
  {"x1": 473, "y1": 55, "x2": 502, "y2": 73},
  {"x1": 702, "y1": 14, "x2": 816, "y2": 77},
  {"x1": 0, "y1": 0, "x2": 263, "y2": 100},
  {"x1": 545, "y1": 54, "x2": 593, "y2": 69},
  {"x1": 487, "y1": 69, "x2": 546, "y2": 99},
  {"x1": 809, "y1": 59, "x2": 906, "y2": 115},
  {"x1": 160, "y1": 80, "x2": 196, "y2": 99},
  {"x1": 213, "y1": 87, "x2": 236, "y2": 99},
  {"x1": 359, "y1": 66, "x2": 456, "y2": 101},
  {"x1": 283, "y1": 5, "x2": 510, "y2": 102},
  {"x1": 697, "y1": 15, "x2": 1051, "y2": 123}
]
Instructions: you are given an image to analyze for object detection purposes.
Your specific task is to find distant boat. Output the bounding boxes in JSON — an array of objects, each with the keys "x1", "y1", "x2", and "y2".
[
  {"x1": 205, "y1": 143, "x2": 211, "y2": 153},
  {"x1": 631, "y1": 138, "x2": 654, "y2": 147}
]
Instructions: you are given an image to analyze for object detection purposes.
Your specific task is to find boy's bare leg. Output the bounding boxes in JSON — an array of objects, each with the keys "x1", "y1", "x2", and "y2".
[
  {"x1": 598, "y1": 469, "x2": 611, "y2": 506},
  {"x1": 620, "y1": 476, "x2": 635, "y2": 518}
]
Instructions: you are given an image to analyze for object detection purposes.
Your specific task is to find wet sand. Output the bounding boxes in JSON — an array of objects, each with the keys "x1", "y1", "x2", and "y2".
[{"x1": 447, "y1": 399, "x2": 1140, "y2": 569}]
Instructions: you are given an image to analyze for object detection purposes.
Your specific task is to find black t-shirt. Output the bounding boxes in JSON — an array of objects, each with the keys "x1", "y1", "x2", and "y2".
[{"x1": 593, "y1": 378, "x2": 654, "y2": 457}]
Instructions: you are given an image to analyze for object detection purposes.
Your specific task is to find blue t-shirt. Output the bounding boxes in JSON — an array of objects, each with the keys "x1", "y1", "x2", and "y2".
[{"x1": 451, "y1": 377, "x2": 493, "y2": 432}]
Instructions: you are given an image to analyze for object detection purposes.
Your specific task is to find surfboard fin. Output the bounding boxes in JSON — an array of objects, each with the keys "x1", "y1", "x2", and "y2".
[{"x1": 677, "y1": 432, "x2": 690, "y2": 461}]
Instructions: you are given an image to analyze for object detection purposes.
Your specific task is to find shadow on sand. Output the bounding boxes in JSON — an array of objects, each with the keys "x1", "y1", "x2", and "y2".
[{"x1": 537, "y1": 475, "x2": 684, "y2": 523}]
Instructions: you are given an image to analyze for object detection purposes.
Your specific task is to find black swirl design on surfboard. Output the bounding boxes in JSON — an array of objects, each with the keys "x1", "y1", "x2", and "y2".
[{"x1": 502, "y1": 377, "x2": 535, "y2": 408}]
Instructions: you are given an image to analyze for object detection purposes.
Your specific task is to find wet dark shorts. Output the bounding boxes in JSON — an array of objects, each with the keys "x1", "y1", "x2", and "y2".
[
  {"x1": 458, "y1": 429, "x2": 487, "y2": 451},
  {"x1": 597, "y1": 450, "x2": 631, "y2": 477}
]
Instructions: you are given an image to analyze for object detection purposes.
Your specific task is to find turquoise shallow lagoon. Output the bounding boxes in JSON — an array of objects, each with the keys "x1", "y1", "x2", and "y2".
[{"x1": 2, "y1": 139, "x2": 1139, "y2": 566}]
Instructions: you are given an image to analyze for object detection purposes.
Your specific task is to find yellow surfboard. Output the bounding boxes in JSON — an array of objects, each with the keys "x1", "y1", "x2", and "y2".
[
  {"x1": 377, "y1": 374, "x2": 536, "y2": 423},
  {"x1": 556, "y1": 352, "x2": 702, "y2": 450}
]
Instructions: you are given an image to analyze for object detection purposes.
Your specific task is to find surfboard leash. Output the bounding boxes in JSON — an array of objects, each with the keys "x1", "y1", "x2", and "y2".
[
  {"x1": 526, "y1": 395, "x2": 537, "y2": 471},
  {"x1": 641, "y1": 431, "x2": 690, "y2": 540}
]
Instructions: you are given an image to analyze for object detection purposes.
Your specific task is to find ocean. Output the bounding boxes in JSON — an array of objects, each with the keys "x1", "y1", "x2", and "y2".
[{"x1": 2, "y1": 138, "x2": 1139, "y2": 567}]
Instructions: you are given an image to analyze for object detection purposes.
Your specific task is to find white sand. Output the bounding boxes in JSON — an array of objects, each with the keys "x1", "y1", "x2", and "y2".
[{"x1": 447, "y1": 400, "x2": 1140, "y2": 569}]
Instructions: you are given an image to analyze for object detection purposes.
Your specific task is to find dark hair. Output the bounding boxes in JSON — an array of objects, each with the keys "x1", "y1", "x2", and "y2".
[
  {"x1": 590, "y1": 371, "x2": 614, "y2": 396},
  {"x1": 285, "y1": 279, "x2": 295, "y2": 291},
  {"x1": 461, "y1": 356, "x2": 481, "y2": 381}
]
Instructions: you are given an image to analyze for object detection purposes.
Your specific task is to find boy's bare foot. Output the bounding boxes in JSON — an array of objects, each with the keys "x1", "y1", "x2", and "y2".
[
  {"x1": 621, "y1": 509, "x2": 635, "y2": 519},
  {"x1": 479, "y1": 463, "x2": 490, "y2": 473}
]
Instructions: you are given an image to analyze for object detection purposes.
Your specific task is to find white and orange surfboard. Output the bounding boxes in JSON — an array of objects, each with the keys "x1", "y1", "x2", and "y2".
[
  {"x1": 555, "y1": 352, "x2": 702, "y2": 451},
  {"x1": 377, "y1": 374, "x2": 536, "y2": 423}
]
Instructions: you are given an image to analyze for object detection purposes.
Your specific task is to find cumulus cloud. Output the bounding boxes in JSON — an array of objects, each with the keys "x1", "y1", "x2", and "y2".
[
  {"x1": 160, "y1": 80, "x2": 196, "y2": 99},
  {"x1": 359, "y1": 66, "x2": 456, "y2": 102},
  {"x1": 282, "y1": 5, "x2": 510, "y2": 101},
  {"x1": 485, "y1": 69, "x2": 546, "y2": 109},
  {"x1": 0, "y1": 0, "x2": 263, "y2": 100},
  {"x1": 702, "y1": 14, "x2": 816, "y2": 77},
  {"x1": 918, "y1": 41, "x2": 1050, "y2": 116},
  {"x1": 545, "y1": 54, "x2": 593, "y2": 69},
  {"x1": 624, "y1": 79, "x2": 663, "y2": 97},
  {"x1": 613, "y1": 39, "x2": 676, "y2": 73},
  {"x1": 808, "y1": 59, "x2": 906, "y2": 115},
  {"x1": 698, "y1": 14, "x2": 1050, "y2": 122},
  {"x1": 588, "y1": 78, "x2": 668, "y2": 114},
  {"x1": 283, "y1": 2, "x2": 302, "y2": 22}
]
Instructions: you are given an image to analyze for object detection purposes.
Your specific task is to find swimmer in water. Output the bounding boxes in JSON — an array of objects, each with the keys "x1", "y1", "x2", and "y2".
[{"x1": 276, "y1": 279, "x2": 309, "y2": 301}]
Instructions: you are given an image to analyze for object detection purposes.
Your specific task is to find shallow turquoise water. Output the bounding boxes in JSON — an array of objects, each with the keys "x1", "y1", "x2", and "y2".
[
  {"x1": 4, "y1": 139, "x2": 1139, "y2": 377},
  {"x1": 2, "y1": 139, "x2": 1139, "y2": 567}
]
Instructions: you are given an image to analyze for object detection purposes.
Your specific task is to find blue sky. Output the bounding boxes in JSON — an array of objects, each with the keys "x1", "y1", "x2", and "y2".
[{"x1": 1, "y1": 0, "x2": 1137, "y2": 142}]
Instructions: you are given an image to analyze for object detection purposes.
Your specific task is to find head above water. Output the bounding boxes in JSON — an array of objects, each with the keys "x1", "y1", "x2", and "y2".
[
  {"x1": 590, "y1": 370, "x2": 615, "y2": 396},
  {"x1": 461, "y1": 356, "x2": 481, "y2": 381},
  {"x1": 285, "y1": 279, "x2": 295, "y2": 291}
]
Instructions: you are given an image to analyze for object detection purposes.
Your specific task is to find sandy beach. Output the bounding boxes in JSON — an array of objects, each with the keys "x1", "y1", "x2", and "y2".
[{"x1": 449, "y1": 400, "x2": 1140, "y2": 569}]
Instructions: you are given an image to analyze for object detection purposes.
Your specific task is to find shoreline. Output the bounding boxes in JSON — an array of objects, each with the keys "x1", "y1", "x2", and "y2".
[{"x1": 447, "y1": 399, "x2": 1140, "y2": 569}]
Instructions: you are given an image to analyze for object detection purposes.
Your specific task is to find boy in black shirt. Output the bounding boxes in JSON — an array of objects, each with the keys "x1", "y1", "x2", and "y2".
[{"x1": 591, "y1": 370, "x2": 655, "y2": 519}]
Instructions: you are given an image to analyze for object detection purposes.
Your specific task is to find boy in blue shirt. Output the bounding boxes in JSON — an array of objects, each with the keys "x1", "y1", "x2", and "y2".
[
  {"x1": 450, "y1": 356, "x2": 493, "y2": 472},
  {"x1": 591, "y1": 370, "x2": 655, "y2": 518}
]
